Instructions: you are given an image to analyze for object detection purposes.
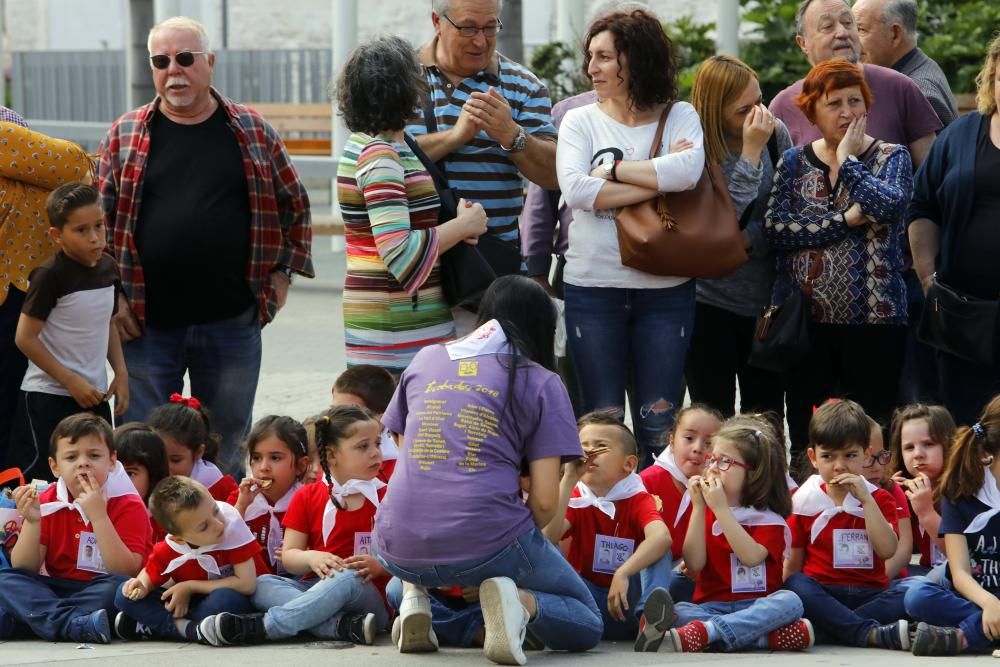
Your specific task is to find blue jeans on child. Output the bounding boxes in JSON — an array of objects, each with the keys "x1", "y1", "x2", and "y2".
[
  {"x1": 114, "y1": 585, "x2": 253, "y2": 638},
  {"x1": 784, "y1": 573, "x2": 911, "y2": 646},
  {"x1": 376, "y1": 527, "x2": 603, "y2": 652},
  {"x1": 0, "y1": 569, "x2": 125, "y2": 640},
  {"x1": 252, "y1": 571, "x2": 389, "y2": 640},
  {"x1": 581, "y1": 575, "x2": 642, "y2": 640},
  {"x1": 904, "y1": 577, "x2": 992, "y2": 651},
  {"x1": 564, "y1": 281, "x2": 695, "y2": 466},
  {"x1": 673, "y1": 590, "x2": 804, "y2": 650}
]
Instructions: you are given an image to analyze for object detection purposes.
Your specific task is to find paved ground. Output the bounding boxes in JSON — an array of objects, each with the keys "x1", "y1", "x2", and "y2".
[
  {"x1": 0, "y1": 638, "x2": 971, "y2": 666},
  {"x1": 3, "y1": 242, "x2": 984, "y2": 664}
]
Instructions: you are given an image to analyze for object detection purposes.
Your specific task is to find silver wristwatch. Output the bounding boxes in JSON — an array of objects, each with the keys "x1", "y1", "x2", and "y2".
[{"x1": 501, "y1": 126, "x2": 527, "y2": 153}]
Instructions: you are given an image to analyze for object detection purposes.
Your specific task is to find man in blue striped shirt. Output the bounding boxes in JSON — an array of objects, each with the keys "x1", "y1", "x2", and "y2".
[{"x1": 409, "y1": 0, "x2": 558, "y2": 254}]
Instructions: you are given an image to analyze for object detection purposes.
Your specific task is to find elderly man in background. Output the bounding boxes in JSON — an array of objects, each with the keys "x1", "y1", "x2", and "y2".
[
  {"x1": 410, "y1": 0, "x2": 558, "y2": 333},
  {"x1": 99, "y1": 16, "x2": 313, "y2": 477},
  {"x1": 769, "y1": 0, "x2": 941, "y2": 166},
  {"x1": 853, "y1": 0, "x2": 958, "y2": 126}
]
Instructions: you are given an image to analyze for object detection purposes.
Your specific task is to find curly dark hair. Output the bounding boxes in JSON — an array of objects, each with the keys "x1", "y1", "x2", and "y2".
[
  {"x1": 334, "y1": 34, "x2": 428, "y2": 134},
  {"x1": 581, "y1": 8, "x2": 678, "y2": 111}
]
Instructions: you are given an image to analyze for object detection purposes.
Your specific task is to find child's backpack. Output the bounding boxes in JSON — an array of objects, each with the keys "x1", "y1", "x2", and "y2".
[{"x1": 0, "y1": 469, "x2": 26, "y2": 570}]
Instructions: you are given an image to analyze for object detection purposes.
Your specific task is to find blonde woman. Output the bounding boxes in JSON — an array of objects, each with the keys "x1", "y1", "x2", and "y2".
[
  {"x1": 910, "y1": 34, "x2": 1000, "y2": 427},
  {"x1": 684, "y1": 55, "x2": 792, "y2": 419}
]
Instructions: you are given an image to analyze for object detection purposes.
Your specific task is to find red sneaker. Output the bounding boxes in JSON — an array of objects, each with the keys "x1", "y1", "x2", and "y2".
[
  {"x1": 669, "y1": 620, "x2": 710, "y2": 653},
  {"x1": 767, "y1": 619, "x2": 815, "y2": 651}
]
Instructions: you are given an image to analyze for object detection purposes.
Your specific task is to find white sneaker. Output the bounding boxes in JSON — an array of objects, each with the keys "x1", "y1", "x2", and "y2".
[
  {"x1": 397, "y1": 589, "x2": 438, "y2": 653},
  {"x1": 480, "y1": 577, "x2": 529, "y2": 666}
]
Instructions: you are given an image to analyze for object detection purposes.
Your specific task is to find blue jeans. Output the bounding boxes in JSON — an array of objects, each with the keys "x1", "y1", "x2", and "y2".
[
  {"x1": 582, "y1": 575, "x2": 641, "y2": 640},
  {"x1": 251, "y1": 572, "x2": 389, "y2": 640},
  {"x1": 641, "y1": 554, "x2": 694, "y2": 603},
  {"x1": 376, "y1": 527, "x2": 603, "y2": 652},
  {"x1": 0, "y1": 569, "x2": 125, "y2": 640},
  {"x1": 784, "y1": 572, "x2": 911, "y2": 646},
  {"x1": 122, "y1": 305, "x2": 262, "y2": 477},
  {"x1": 564, "y1": 281, "x2": 695, "y2": 465},
  {"x1": 673, "y1": 590, "x2": 804, "y2": 650},
  {"x1": 114, "y1": 585, "x2": 253, "y2": 638},
  {"x1": 386, "y1": 577, "x2": 484, "y2": 647},
  {"x1": 904, "y1": 577, "x2": 991, "y2": 651}
]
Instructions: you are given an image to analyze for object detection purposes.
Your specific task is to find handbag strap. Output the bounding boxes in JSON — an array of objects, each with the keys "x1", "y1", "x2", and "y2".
[
  {"x1": 646, "y1": 102, "x2": 675, "y2": 160},
  {"x1": 739, "y1": 134, "x2": 782, "y2": 230}
]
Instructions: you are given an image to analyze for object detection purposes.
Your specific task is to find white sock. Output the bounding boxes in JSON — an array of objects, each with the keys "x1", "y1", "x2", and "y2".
[{"x1": 704, "y1": 621, "x2": 721, "y2": 644}]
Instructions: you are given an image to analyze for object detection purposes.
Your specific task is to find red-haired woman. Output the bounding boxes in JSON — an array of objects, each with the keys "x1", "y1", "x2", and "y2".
[{"x1": 764, "y1": 60, "x2": 913, "y2": 454}]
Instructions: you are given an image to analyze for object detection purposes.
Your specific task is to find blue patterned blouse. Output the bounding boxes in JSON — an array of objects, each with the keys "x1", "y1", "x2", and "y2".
[{"x1": 764, "y1": 142, "x2": 913, "y2": 325}]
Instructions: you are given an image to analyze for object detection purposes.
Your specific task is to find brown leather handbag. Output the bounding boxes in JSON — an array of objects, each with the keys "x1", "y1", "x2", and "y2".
[{"x1": 614, "y1": 105, "x2": 748, "y2": 278}]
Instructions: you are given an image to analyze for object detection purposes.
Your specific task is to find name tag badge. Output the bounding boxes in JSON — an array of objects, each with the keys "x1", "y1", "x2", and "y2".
[
  {"x1": 212, "y1": 564, "x2": 234, "y2": 580},
  {"x1": 266, "y1": 524, "x2": 283, "y2": 567},
  {"x1": 730, "y1": 553, "x2": 767, "y2": 593},
  {"x1": 354, "y1": 532, "x2": 372, "y2": 556},
  {"x1": 930, "y1": 542, "x2": 947, "y2": 567},
  {"x1": 833, "y1": 528, "x2": 873, "y2": 569},
  {"x1": 592, "y1": 534, "x2": 635, "y2": 574},
  {"x1": 76, "y1": 531, "x2": 107, "y2": 574}
]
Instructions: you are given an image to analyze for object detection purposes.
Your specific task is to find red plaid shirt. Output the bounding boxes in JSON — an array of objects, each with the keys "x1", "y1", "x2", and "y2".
[{"x1": 98, "y1": 90, "x2": 314, "y2": 325}]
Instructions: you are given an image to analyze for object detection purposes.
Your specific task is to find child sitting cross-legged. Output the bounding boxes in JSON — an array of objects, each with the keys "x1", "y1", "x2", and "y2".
[
  {"x1": 113, "y1": 477, "x2": 261, "y2": 643},
  {"x1": 0, "y1": 413, "x2": 152, "y2": 644},
  {"x1": 783, "y1": 399, "x2": 915, "y2": 650},
  {"x1": 645, "y1": 416, "x2": 811, "y2": 653},
  {"x1": 543, "y1": 412, "x2": 671, "y2": 642},
  {"x1": 198, "y1": 406, "x2": 390, "y2": 647}
]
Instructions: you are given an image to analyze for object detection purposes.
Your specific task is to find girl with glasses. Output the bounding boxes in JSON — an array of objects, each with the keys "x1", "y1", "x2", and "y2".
[{"x1": 639, "y1": 419, "x2": 812, "y2": 653}]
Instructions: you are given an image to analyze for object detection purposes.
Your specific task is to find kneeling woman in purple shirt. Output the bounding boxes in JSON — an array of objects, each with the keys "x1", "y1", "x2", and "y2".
[{"x1": 374, "y1": 275, "x2": 601, "y2": 665}]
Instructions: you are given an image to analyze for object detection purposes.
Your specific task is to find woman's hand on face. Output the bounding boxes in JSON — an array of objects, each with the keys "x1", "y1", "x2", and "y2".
[
  {"x1": 741, "y1": 105, "x2": 774, "y2": 164},
  {"x1": 836, "y1": 114, "x2": 867, "y2": 164}
]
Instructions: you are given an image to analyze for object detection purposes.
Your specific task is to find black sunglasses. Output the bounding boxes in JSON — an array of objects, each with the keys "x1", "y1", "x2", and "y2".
[{"x1": 149, "y1": 51, "x2": 206, "y2": 70}]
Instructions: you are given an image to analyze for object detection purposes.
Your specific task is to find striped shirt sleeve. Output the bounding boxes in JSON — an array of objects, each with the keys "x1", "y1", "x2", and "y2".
[{"x1": 355, "y1": 141, "x2": 440, "y2": 294}]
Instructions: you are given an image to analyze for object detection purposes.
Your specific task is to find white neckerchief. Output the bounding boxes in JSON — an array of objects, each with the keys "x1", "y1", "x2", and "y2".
[
  {"x1": 40, "y1": 461, "x2": 139, "y2": 525},
  {"x1": 243, "y1": 482, "x2": 302, "y2": 564},
  {"x1": 445, "y1": 319, "x2": 509, "y2": 360},
  {"x1": 786, "y1": 473, "x2": 799, "y2": 491},
  {"x1": 965, "y1": 467, "x2": 1000, "y2": 534},
  {"x1": 321, "y1": 478, "x2": 386, "y2": 544},
  {"x1": 189, "y1": 459, "x2": 224, "y2": 489},
  {"x1": 712, "y1": 507, "x2": 792, "y2": 559},
  {"x1": 568, "y1": 473, "x2": 647, "y2": 520},
  {"x1": 380, "y1": 428, "x2": 399, "y2": 462},
  {"x1": 653, "y1": 447, "x2": 692, "y2": 527},
  {"x1": 163, "y1": 502, "x2": 255, "y2": 577},
  {"x1": 792, "y1": 474, "x2": 876, "y2": 543}
]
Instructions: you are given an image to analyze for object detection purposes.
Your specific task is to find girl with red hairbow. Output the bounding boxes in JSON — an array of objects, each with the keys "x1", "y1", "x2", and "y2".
[{"x1": 146, "y1": 394, "x2": 238, "y2": 502}]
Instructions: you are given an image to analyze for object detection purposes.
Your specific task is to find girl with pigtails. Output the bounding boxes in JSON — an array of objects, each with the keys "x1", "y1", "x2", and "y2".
[
  {"x1": 196, "y1": 405, "x2": 390, "y2": 647},
  {"x1": 903, "y1": 395, "x2": 1000, "y2": 655}
]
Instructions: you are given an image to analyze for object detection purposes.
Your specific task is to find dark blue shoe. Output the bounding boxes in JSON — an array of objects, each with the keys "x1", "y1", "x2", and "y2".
[{"x1": 67, "y1": 609, "x2": 111, "y2": 644}]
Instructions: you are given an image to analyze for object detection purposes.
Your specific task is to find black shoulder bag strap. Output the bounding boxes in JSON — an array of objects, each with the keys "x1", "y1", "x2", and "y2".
[{"x1": 409, "y1": 78, "x2": 459, "y2": 222}]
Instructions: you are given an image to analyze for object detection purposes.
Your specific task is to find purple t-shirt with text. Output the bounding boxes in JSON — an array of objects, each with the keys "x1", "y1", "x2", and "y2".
[
  {"x1": 375, "y1": 344, "x2": 582, "y2": 567},
  {"x1": 769, "y1": 63, "x2": 942, "y2": 148}
]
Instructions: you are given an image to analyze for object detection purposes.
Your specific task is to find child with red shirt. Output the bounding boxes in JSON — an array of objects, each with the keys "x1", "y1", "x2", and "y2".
[
  {"x1": 784, "y1": 400, "x2": 911, "y2": 650},
  {"x1": 331, "y1": 364, "x2": 399, "y2": 481},
  {"x1": 639, "y1": 405, "x2": 723, "y2": 603},
  {"x1": 642, "y1": 417, "x2": 811, "y2": 653},
  {"x1": 860, "y1": 417, "x2": 913, "y2": 579},
  {"x1": 149, "y1": 394, "x2": 238, "y2": 502},
  {"x1": 0, "y1": 414, "x2": 152, "y2": 644},
  {"x1": 544, "y1": 413, "x2": 671, "y2": 641},
  {"x1": 200, "y1": 406, "x2": 390, "y2": 646},
  {"x1": 114, "y1": 423, "x2": 170, "y2": 543},
  {"x1": 113, "y1": 477, "x2": 260, "y2": 642},
  {"x1": 229, "y1": 415, "x2": 309, "y2": 574},
  {"x1": 888, "y1": 404, "x2": 955, "y2": 578}
]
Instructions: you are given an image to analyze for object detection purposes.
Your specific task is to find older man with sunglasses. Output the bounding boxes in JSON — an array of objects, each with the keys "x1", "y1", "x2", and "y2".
[
  {"x1": 412, "y1": 0, "x2": 557, "y2": 333},
  {"x1": 98, "y1": 16, "x2": 313, "y2": 478}
]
